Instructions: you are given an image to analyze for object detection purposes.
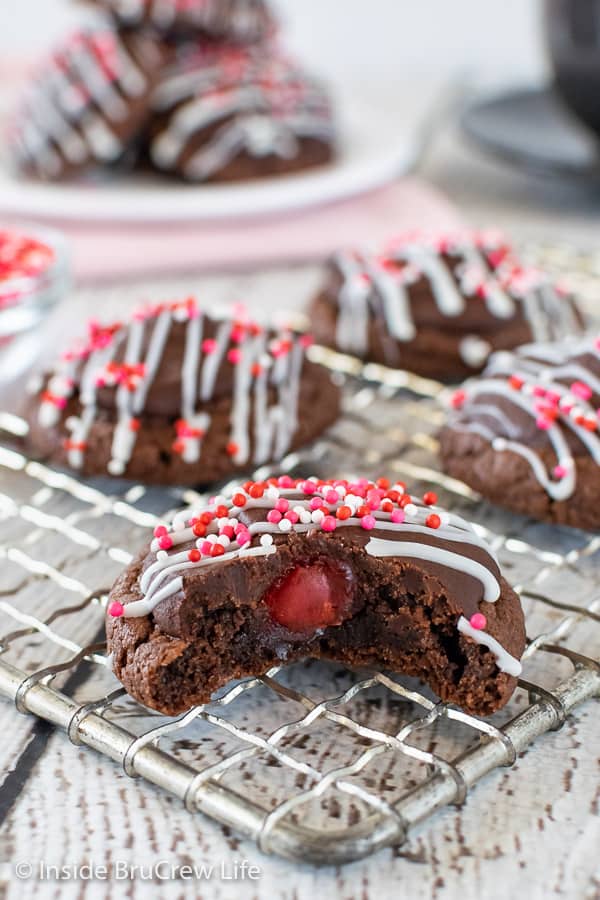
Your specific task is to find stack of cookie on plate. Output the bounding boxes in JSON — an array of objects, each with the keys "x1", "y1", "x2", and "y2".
[
  {"x1": 25, "y1": 227, "x2": 594, "y2": 720},
  {"x1": 9, "y1": 0, "x2": 337, "y2": 183}
]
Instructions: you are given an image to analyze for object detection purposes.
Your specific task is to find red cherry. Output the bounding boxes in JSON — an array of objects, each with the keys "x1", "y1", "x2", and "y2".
[{"x1": 265, "y1": 561, "x2": 355, "y2": 635}]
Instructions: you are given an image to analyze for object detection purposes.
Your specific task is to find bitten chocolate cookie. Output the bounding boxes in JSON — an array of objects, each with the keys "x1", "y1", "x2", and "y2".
[
  {"x1": 150, "y1": 47, "x2": 336, "y2": 183},
  {"x1": 25, "y1": 299, "x2": 340, "y2": 485},
  {"x1": 440, "y1": 334, "x2": 600, "y2": 530},
  {"x1": 107, "y1": 476, "x2": 526, "y2": 716},
  {"x1": 309, "y1": 230, "x2": 584, "y2": 381},
  {"x1": 10, "y1": 27, "x2": 170, "y2": 181},
  {"x1": 90, "y1": 0, "x2": 274, "y2": 43}
]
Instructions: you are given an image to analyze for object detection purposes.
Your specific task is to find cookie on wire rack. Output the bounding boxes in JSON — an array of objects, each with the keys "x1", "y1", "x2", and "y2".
[
  {"x1": 10, "y1": 26, "x2": 171, "y2": 181},
  {"x1": 309, "y1": 230, "x2": 585, "y2": 382},
  {"x1": 149, "y1": 45, "x2": 336, "y2": 183},
  {"x1": 106, "y1": 475, "x2": 526, "y2": 716},
  {"x1": 440, "y1": 334, "x2": 600, "y2": 530},
  {"x1": 24, "y1": 298, "x2": 340, "y2": 485}
]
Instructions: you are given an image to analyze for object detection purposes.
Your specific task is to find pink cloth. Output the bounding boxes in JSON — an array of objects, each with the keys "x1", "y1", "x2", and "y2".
[{"x1": 3, "y1": 179, "x2": 461, "y2": 282}]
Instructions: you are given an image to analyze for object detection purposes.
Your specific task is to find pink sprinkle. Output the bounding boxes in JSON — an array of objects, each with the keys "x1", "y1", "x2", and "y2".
[
  {"x1": 267, "y1": 510, "x2": 282, "y2": 524},
  {"x1": 546, "y1": 391, "x2": 561, "y2": 406},
  {"x1": 227, "y1": 349, "x2": 241, "y2": 364},
  {"x1": 154, "y1": 525, "x2": 168, "y2": 538},
  {"x1": 302, "y1": 480, "x2": 317, "y2": 494},
  {"x1": 553, "y1": 464, "x2": 567, "y2": 479},
  {"x1": 56, "y1": 397, "x2": 67, "y2": 409},
  {"x1": 275, "y1": 499, "x2": 289, "y2": 513},
  {"x1": 202, "y1": 339, "x2": 217, "y2": 354},
  {"x1": 220, "y1": 525, "x2": 235, "y2": 539},
  {"x1": 366, "y1": 490, "x2": 381, "y2": 510},
  {"x1": 536, "y1": 416, "x2": 551, "y2": 430},
  {"x1": 278, "y1": 475, "x2": 294, "y2": 488},
  {"x1": 237, "y1": 531, "x2": 251, "y2": 547},
  {"x1": 310, "y1": 497, "x2": 322, "y2": 510},
  {"x1": 321, "y1": 515, "x2": 337, "y2": 532},
  {"x1": 158, "y1": 535, "x2": 173, "y2": 550},
  {"x1": 200, "y1": 540, "x2": 212, "y2": 555},
  {"x1": 361, "y1": 515, "x2": 376, "y2": 531},
  {"x1": 108, "y1": 601, "x2": 124, "y2": 618},
  {"x1": 571, "y1": 380, "x2": 592, "y2": 401},
  {"x1": 532, "y1": 385, "x2": 546, "y2": 398},
  {"x1": 285, "y1": 511, "x2": 299, "y2": 524},
  {"x1": 470, "y1": 613, "x2": 487, "y2": 631},
  {"x1": 300, "y1": 334, "x2": 314, "y2": 348},
  {"x1": 325, "y1": 490, "x2": 339, "y2": 504},
  {"x1": 230, "y1": 326, "x2": 245, "y2": 343},
  {"x1": 391, "y1": 509, "x2": 405, "y2": 524}
]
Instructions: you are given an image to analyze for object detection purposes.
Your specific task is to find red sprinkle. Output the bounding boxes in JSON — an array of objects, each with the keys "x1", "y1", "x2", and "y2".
[
  {"x1": 188, "y1": 549, "x2": 201, "y2": 563},
  {"x1": 423, "y1": 491, "x2": 438, "y2": 506},
  {"x1": 426, "y1": 514, "x2": 441, "y2": 529},
  {"x1": 211, "y1": 544, "x2": 225, "y2": 557},
  {"x1": 108, "y1": 601, "x2": 124, "y2": 618},
  {"x1": 232, "y1": 493, "x2": 247, "y2": 507}
]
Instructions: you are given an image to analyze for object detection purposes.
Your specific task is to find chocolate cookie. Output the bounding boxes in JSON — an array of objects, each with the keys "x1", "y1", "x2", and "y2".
[
  {"x1": 25, "y1": 299, "x2": 340, "y2": 485},
  {"x1": 150, "y1": 47, "x2": 336, "y2": 183},
  {"x1": 90, "y1": 0, "x2": 274, "y2": 43},
  {"x1": 10, "y1": 27, "x2": 170, "y2": 181},
  {"x1": 439, "y1": 335, "x2": 600, "y2": 530},
  {"x1": 107, "y1": 476, "x2": 526, "y2": 716},
  {"x1": 309, "y1": 231, "x2": 584, "y2": 381}
]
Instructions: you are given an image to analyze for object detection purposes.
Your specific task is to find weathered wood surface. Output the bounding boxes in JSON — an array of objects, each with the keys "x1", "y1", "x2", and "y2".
[{"x1": 0, "y1": 264, "x2": 597, "y2": 900}]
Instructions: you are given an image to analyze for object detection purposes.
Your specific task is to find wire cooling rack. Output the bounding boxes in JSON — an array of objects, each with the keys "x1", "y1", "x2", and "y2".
[{"x1": 0, "y1": 353, "x2": 598, "y2": 867}]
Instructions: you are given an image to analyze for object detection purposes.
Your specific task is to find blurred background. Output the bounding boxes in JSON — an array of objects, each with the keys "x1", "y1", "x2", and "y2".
[{"x1": 2, "y1": 1, "x2": 545, "y2": 81}]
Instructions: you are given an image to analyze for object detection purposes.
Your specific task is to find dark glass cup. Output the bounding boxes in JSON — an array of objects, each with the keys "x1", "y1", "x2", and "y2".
[{"x1": 545, "y1": 0, "x2": 600, "y2": 134}]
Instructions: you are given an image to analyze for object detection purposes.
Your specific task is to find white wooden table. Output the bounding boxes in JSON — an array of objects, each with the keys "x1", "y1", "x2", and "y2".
[{"x1": 0, "y1": 132, "x2": 599, "y2": 899}]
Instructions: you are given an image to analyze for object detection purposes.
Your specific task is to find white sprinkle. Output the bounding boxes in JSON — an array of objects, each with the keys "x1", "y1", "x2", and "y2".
[
  {"x1": 157, "y1": 550, "x2": 168, "y2": 561},
  {"x1": 108, "y1": 459, "x2": 125, "y2": 476},
  {"x1": 260, "y1": 534, "x2": 274, "y2": 547},
  {"x1": 404, "y1": 503, "x2": 418, "y2": 516},
  {"x1": 493, "y1": 438, "x2": 508, "y2": 451},
  {"x1": 312, "y1": 509, "x2": 325, "y2": 524},
  {"x1": 278, "y1": 519, "x2": 292, "y2": 533},
  {"x1": 266, "y1": 486, "x2": 280, "y2": 499},
  {"x1": 217, "y1": 535, "x2": 230, "y2": 548}
]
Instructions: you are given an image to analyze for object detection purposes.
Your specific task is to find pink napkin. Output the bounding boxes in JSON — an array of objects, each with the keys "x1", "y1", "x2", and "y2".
[{"x1": 17, "y1": 178, "x2": 461, "y2": 282}]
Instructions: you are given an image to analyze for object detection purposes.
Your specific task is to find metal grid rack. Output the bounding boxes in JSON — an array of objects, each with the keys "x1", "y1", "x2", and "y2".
[{"x1": 0, "y1": 355, "x2": 598, "y2": 866}]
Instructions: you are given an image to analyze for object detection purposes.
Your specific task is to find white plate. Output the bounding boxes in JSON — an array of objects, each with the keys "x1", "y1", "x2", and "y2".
[{"x1": 0, "y1": 80, "x2": 447, "y2": 224}]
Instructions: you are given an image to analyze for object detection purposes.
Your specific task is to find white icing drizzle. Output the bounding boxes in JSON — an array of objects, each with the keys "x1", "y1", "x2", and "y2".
[
  {"x1": 101, "y1": 0, "x2": 270, "y2": 41},
  {"x1": 328, "y1": 233, "x2": 581, "y2": 369},
  {"x1": 458, "y1": 616, "x2": 522, "y2": 676},
  {"x1": 150, "y1": 53, "x2": 334, "y2": 181},
  {"x1": 36, "y1": 301, "x2": 312, "y2": 478},
  {"x1": 116, "y1": 480, "x2": 520, "y2": 681},
  {"x1": 451, "y1": 334, "x2": 600, "y2": 502},
  {"x1": 12, "y1": 28, "x2": 152, "y2": 178},
  {"x1": 364, "y1": 537, "x2": 500, "y2": 602}
]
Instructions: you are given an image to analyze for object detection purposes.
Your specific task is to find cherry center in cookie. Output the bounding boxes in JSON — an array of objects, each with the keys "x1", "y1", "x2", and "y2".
[{"x1": 265, "y1": 559, "x2": 355, "y2": 634}]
